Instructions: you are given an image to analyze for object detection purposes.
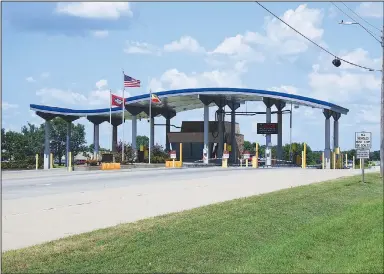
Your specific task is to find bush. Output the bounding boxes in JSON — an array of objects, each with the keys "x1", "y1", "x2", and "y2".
[
  {"x1": 116, "y1": 142, "x2": 136, "y2": 163},
  {"x1": 86, "y1": 159, "x2": 99, "y2": 166},
  {"x1": 1, "y1": 155, "x2": 43, "y2": 170},
  {"x1": 143, "y1": 144, "x2": 169, "y2": 163}
]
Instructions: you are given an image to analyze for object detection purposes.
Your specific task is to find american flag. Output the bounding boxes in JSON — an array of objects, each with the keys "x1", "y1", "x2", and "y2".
[{"x1": 124, "y1": 74, "x2": 141, "y2": 87}]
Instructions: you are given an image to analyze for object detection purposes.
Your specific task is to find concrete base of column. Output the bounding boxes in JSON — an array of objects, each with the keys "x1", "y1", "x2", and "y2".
[
  {"x1": 43, "y1": 121, "x2": 50, "y2": 170},
  {"x1": 324, "y1": 149, "x2": 331, "y2": 169},
  {"x1": 112, "y1": 125, "x2": 118, "y2": 152}
]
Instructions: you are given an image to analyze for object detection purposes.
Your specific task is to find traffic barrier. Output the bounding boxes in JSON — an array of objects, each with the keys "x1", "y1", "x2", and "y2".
[
  {"x1": 101, "y1": 162, "x2": 121, "y2": 170},
  {"x1": 165, "y1": 143, "x2": 183, "y2": 168},
  {"x1": 165, "y1": 160, "x2": 182, "y2": 168}
]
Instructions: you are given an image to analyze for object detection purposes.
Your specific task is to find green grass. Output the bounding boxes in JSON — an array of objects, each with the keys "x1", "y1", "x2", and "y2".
[{"x1": 2, "y1": 173, "x2": 383, "y2": 273}]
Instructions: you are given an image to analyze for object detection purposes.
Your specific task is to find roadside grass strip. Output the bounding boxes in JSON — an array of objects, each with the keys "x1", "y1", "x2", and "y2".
[{"x1": 2, "y1": 173, "x2": 383, "y2": 273}]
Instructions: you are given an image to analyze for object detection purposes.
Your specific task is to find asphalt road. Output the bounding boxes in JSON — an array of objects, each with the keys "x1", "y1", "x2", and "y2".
[
  {"x1": 2, "y1": 167, "x2": 371, "y2": 251},
  {"x1": 3, "y1": 167, "x2": 278, "y2": 200}
]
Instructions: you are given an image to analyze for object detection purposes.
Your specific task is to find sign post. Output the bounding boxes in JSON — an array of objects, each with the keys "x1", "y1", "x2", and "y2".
[
  {"x1": 170, "y1": 150, "x2": 177, "y2": 168},
  {"x1": 243, "y1": 150, "x2": 250, "y2": 167},
  {"x1": 355, "y1": 132, "x2": 372, "y2": 183}
]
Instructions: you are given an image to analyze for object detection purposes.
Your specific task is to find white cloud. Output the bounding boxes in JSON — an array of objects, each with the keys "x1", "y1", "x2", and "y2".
[
  {"x1": 41, "y1": 72, "x2": 50, "y2": 78},
  {"x1": 95, "y1": 79, "x2": 108, "y2": 89},
  {"x1": 55, "y1": 2, "x2": 132, "y2": 20},
  {"x1": 88, "y1": 89, "x2": 111, "y2": 106},
  {"x1": 354, "y1": 104, "x2": 380, "y2": 125},
  {"x1": 91, "y1": 30, "x2": 109, "y2": 38},
  {"x1": 328, "y1": 5, "x2": 338, "y2": 18},
  {"x1": 35, "y1": 80, "x2": 131, "y2": 108},
  {"x1": 148, "y1": 67, "x2": 245, "y2": 92},
  {"x1": 210, "y1": 4, "x2": 324, "y2": 62},
  {"x1": 36, "y1": 88, "x2": 87, "y2": 105},
  {"x1": 308, "y1": 69, "x2": 380, "y2": 104},
  {"x1": 356, "y1": 2, "x2": 383, "y2": 18},
  {"x1": 26, "y1": 76, "x2": 36, "y2": 83},
  {"x1": 210, "y1": 33, "x2": 265, "y2": 62},
  {"x1": 124, "y1": 41, "x2": 160, "y2": 55},
  {"x1": 164, "y1": 36, "x2": 205, "y2": 53},
  {"x1": 255, "y1": 4, "x2": 324, "y2": 55},
  {"x1": 339, "y1": 48, "x2": 381, "y2": 71},
  {"x1": 269, "y1": 85, "x2": 300, "y2": 95},
  {"x1": 2, "y1": 102, "x2": 19, "y2": 111}
]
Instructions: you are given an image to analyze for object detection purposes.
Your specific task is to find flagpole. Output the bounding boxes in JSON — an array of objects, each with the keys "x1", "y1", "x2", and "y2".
[
  {"x1": 148, "y1": 89, "x2": 152, "y2": 164},
  {"x1": 122, "y1": 70, "x2": 125, "y2": 163},
  {"x1": 109, "y1": 89, "x2": 112, "y2": 152}
]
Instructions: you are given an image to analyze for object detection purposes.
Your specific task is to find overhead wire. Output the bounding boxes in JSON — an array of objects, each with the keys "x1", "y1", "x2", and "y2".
[
  {"x1": 255, "y1": 1, "x2": 381, "y2": 72},
  {"x1": 340, "y1": 2, "x2": 382, "y2": 33},
  {"x1": 330, "y1": 2, "x2": 381, "y2": 44}
]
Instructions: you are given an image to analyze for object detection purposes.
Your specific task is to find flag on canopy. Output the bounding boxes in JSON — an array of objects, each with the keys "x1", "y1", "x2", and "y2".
[
  {"x1": 111, "y1": 94, "x2": 124, "y2": 107},
  {"x1": 124, "y1": 74, "x2": 141, "y2": 87},
  {"x1": 151, "y1": 93, "x2": 161, "y2": 104}
]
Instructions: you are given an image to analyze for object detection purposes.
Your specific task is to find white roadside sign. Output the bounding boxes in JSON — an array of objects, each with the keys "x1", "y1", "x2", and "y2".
[
  {"x1": 357, "y1": 149, "x2": 370, "y2": 159},
  {"x1": 355, "y1": 132, "x2": 372, "y2": 149}
]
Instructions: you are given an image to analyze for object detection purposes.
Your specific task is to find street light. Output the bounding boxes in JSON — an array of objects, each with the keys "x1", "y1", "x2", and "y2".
[
  {"x1": 338, "y1": 20, "x2": 359, "y2": 25},
  {"x1": 335, "y1": 16, "x2": 384, "y2": 181}
]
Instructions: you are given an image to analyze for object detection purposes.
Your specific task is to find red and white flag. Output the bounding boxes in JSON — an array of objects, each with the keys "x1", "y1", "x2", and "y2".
[{"x1": 111, "y1": 94, "x2": 124, "y2": 107}]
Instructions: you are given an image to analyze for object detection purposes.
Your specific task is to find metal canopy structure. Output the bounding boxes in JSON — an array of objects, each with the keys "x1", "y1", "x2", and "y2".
[
  {"x1": 31, "y1": 87, "x2": 349, "y2": 170},
  {"x1": 30, "y1": 87, "x2": 349, "y2": 120}
]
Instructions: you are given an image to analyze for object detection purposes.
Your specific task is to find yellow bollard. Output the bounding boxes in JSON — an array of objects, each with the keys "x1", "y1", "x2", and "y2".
[
  {"x1": 252, "y1": 156, "x2": 257, "y2": 168},
  {"x1": 301, "y1": 151, "x2": 304, "y2": 168},
  {"x1": 333, "y1": 152, "x2": 336, "y2": 169},
  {"x1": 353, "y1": 156, "x2": 355, "y2": 169},
  {"x1": 303, "y1": 143, "x2": 307, "y2": 169},
  {"x1": 322, "y1": 151, "x2": 325, "y2": 169},
  {"x1": 222, "y1": 150, "x2": 228, "y2": 168},
  {"x1": 35, "y1": 154, "x2": 39, "y2": 170},
  {"x1": 179, "y1": 143, "x2": 183, "y2": 166},
  {"x1": 345, "y1": 154, "x2": 348, "y2": 168},
  {"x1": 255, "y1": 143, "x2": 259, "y2": 168},
  {"x1": 50, "y1": 153, "x2": 53, "y2": 169},
  {"x1": 68, "y1": 152, "x2": 72, "y2": 172},
  {"x1": 222, "y1": 159, "x2": 227, "y2": 168}
]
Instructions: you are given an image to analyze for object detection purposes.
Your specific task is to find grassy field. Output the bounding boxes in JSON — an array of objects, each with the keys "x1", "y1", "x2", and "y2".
[{"x1": 2, "y1": 173, "x2": 383, "y2": 273}]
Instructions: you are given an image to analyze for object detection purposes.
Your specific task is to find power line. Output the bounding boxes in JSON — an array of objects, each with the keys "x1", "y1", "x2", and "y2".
[
  {"x1": 255, "y1": 1, "x2": 381, "y2": 72},
  {"x1": 330, "y1": 2, "x2": 381, "y2": 44},
  {"x1": 340, "y1": 2, "x2": 382, "y2": 33}
]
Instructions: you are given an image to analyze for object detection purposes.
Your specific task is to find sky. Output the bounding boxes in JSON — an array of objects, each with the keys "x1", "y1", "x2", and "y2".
[{"x1": 2, "y1": 1, "x2": 383, "y2": 151}]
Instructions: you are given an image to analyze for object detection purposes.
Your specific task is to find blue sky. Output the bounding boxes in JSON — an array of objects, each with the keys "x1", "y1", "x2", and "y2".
[{"x1": 2, "y1": 2, "x2": 382, "y2": 151}]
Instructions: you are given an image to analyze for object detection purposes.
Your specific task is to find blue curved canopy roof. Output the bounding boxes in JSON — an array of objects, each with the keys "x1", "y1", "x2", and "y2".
[{"x1": 30, "y1": 87, "x2": 349, "y2": 121}]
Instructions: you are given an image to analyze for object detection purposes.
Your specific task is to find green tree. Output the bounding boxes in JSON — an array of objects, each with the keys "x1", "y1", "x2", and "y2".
[
  {"x1": 49, "y1": 118, "x2": 87, "y2": 165},
  {"x1": 243, "y1": 141, "x2": 254, "y2": 154},
  {"x1": 136, "y1": 135, "x2": 149, "y2": 148},
  {"x1": 21, "y1": 123, "x2": 45, "y2": 156},
  {"x1": 2, "y1": 130, "x2": 27, "y2": 161},
  {"x1": 370, "y1": 150, "x2": 380, "y2": 161}
]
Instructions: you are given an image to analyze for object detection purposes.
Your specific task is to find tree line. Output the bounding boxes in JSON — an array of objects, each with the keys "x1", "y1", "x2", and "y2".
[
  {"x1": 2, "y1": 118, "x2": 88, "y2": 169},
  {"x1": 1, "y1": 118, "x2": 162, "y2": 169},
  {"x1": 243, "y1": 140, "x2": 380, "y2": 165},
  {"x1": 1, "y1": 117, "x2": 381, "y2": 169}
]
